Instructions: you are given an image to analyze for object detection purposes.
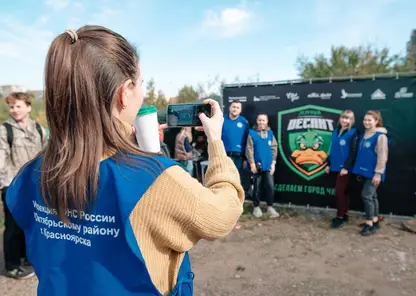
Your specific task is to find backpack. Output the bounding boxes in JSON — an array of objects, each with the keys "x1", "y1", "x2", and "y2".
[{"x1": 3, "y1": 122, "x2": 43, "y2": 164}]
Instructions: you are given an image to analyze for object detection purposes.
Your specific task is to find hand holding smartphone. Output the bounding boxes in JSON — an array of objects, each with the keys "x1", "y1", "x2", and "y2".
[
  {"x1": 166, "y1": 103, "x2": 212, "y2": 127},
  {"x1": 166, "y1": 100, "x2": 223, "y2": 142}
]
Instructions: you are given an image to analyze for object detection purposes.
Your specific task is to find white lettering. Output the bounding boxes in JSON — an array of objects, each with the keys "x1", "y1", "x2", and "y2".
[
  {"x1": 82, "y1": 226, "x2": 120, "y2": 238},
  {"x1": 287, "y1": 119, "x2": 297, "y2": 130},
  {"x1": 32, "y1": 200, "x2": 57, "y2": 215},
  {"x1": 79, "y1": 212, "x2": 115, "y2": 224},
  {"x1": 41, "y1": 228, "x2": 92, "y2": 247},
  {"x1": 287, "y1": 118, "x2": 335, "y2": 131}
]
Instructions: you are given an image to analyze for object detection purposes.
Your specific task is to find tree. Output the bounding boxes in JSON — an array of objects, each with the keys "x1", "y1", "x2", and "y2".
[
  {"x1": 405, "y1": 29, "x2": 416, "y2": 71},
  {"x1": 143, "y1": 78, "x2": 157, "y2": 106},
  {"x1": 174, "y1": 85, "x2": 199, "y2": 103},
  {"x1": 296, "y1": 45, "x2": 405, "y2": 79},
  {"x1": 154, "y1": 90, "x2": 168, "y2": 110},
  {"x1": 196, "y1": 75, "x2": 226, "y2": 105}
]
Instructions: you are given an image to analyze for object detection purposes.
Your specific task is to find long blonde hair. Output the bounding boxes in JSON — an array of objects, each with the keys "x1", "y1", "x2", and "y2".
[{"x1": 338, "y1": 110, "x2": 355, "y2": 130}]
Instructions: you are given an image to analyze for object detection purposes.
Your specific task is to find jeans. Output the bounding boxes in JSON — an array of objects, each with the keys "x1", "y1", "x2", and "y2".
[
  {"x1": 361, "y1": 179, "x2": 379, "y2": 220},
  {"x1": 180, "y1": 160, "x2": 194, "y2": 177},
  {"x1": 2, "y1": 187, "x2": 27, "y2": 271},
  {"x1": 252, "y1": 172, "x2": 275, "y2": 207},
  {"x1": 230, "y1": 156, "x2": 251, "y2": 197}
]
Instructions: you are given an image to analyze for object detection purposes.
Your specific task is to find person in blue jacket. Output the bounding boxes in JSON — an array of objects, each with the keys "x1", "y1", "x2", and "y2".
[
  {"x1": 325, "y1": 110, "x2": 359, "y2": 229},
  {"x1": 245, "y1": 113, "x2": 279, "y2": 218},
  {"x1": 352, "y1": 110, "x2": 389, "y2": 236},
  {"x1": 5, "y1": 26, "x2": 244, "y2": 296},
  {"x1": 222, "y1": 99, "x2": 249, "y2": 173}
]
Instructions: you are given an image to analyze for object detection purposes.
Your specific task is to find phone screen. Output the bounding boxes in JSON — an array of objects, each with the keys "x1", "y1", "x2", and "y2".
[{"x1": 167, "y1": 103, "x2": 212, "y2": 127}]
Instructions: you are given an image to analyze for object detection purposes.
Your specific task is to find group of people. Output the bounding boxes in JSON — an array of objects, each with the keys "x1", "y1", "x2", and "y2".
[
  {"x1": 0, "y1": 24, "x2": 388, "y2": 296},
  {"x1": 171, "y1": 99, "x2": 280, "y2": 219},
  {"x1": 2, "y1": 25, "x2": 244, "y2": 296},
  {"x1": 206, "y1": 100, "x2": 389, "y2": 237},
  {"x1": 327, "y1": 109, "x2": 388, "y2": 236}
]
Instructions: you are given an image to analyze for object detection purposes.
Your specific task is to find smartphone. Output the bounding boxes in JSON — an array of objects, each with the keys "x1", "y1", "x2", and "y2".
[{"x1": 166, "y1": 103, "x2": 212, "y2": 127}]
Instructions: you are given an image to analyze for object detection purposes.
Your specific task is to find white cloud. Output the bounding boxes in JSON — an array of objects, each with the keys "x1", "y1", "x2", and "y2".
[
  {"x1": 0, "y1": 15, "x2": 54, "y2": 61},
  {"x1": 202, "y1": 6, "x2": 252, "y2": 38},
  {"x1": 312, "y1": 0, "x2": 337, "y2": 26},
  {"x1": 303, "y1": 0, "x2": 399, "y2": 56},
  {"x1": 45, "y1": 0, "x2": 70, "y2": 11},
  {"x1": 0, "y1": 42, "x2": 22, "y2": 59},
  {"x1": 90, "y1": 7, "x2": 121, "y2": 26},
  {"x1": 73, "y1": 1, "x2": 83, "y2": 9},
  {"x1": 39, "y1": 15, "x2": 49, "y2": 24},
  {"x1": 68, "y1": 17, "x2": 82, "y2": 29}
]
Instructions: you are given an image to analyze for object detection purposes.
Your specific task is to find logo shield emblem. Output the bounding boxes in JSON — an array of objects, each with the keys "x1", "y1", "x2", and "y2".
[{"x1": 278, "y1": 105, "x2": 342, "y2": 181}]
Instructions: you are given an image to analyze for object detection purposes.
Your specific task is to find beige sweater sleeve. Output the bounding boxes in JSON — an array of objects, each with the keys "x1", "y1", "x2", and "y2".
[
  {"x1": 271, "y1": 135, "x2": 278, "y2": 162},
  {"x1": 129, "y1": 140, "x2": 244, "y2": 295},
  {"x1": 245, "y1": 134, "x2": 254, "y2": 164},
  {"x1": 375, "y1": 134, "x2": 388, "y2": 174}
]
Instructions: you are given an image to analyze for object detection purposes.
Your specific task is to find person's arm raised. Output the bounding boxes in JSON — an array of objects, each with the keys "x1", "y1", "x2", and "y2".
[{"x1": 129, "y1": 99, "x2": 244, "y2": 250}]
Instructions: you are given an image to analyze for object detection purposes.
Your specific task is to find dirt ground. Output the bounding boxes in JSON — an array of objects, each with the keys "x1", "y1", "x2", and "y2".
[{"x1": 1, "y1": 207, "x2": 415, "y2": 296}]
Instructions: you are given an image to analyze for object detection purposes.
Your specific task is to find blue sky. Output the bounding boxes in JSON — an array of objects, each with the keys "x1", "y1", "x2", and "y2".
[{"x1": 0, "y1": 0, "x2": 415, "y2": 97}]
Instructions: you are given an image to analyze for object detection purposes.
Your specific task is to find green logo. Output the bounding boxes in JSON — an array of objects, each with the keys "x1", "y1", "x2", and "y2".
[{"x1": 278, "y1": 105, "x2": 342, "y2": 181}]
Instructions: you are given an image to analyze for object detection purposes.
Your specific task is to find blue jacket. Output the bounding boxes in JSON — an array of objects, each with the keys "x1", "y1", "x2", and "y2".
[
  {"x1": 6, "y1": 154, "x2": 194, "y2": 296},
  {"x1": 352, "y1": 131, "x2": 389, "y2": 181},
  {"x1": 248, "y1": 129, "x2": 274, "y2": 172},
  {"x1": 329, "y1": 127, "x2": 358, "y2": 172},
  {"x1": 222, "y1": 115, "x2": 249, "y2": 154}
]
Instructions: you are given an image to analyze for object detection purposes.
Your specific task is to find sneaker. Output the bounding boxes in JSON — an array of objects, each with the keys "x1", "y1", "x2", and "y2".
[
  {"x1": 359, "y1": 216, "x2": 384, "y2": 228},
  {"x1": 372, "y1": 221, "x2": 380, "y2": 231},
  {"x1": 5, "y1": 266, "x2": 35, "y2": 280},
  {"x1": 331, "y1": 217, "x2": 346, "y2": 229},
  {"x1": 267, "y1": 207, "x2": 280, "y2": 218},
  {"x1": 360, "y1": 219, "x2": 380, "y2": 228},
  {"x1": 253, "y1": 206, "x2": 263, "y2": 218},
  {"x1": 21, "y1": 257, "x2": 32, "y2": 267},
  {"x1": 360, "y1": 224, "x2": 376, "y2": 236}
]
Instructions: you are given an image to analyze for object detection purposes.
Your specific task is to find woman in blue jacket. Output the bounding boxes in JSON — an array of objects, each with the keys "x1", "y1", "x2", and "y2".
[
  {"x1": 352, "y1": 110, "x2": 389, "y2": 236},
  {"x1": 326, "y1": 110, "x2": 358, "y2": 229},
  {"x1": 5, "y1": 26, "x2": 244, "y2": 296},
  {"x1": 245, "y1": 113, "x2": 279, "y2": 218}
]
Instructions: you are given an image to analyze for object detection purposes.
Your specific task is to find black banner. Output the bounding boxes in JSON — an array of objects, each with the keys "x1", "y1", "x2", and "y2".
[{"x1": 223, "y1": 76, "x2": 416, "y2": 216}]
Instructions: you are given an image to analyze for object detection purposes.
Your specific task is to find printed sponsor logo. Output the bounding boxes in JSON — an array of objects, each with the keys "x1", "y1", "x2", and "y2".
[
  {"x1": 228, "y1": 96, "x2": 247, "y2": 102},
  {"x1": 307, "y1": 92, "x2": 332, "y2": 100},
  {"x1": 278, "y1": 105, "x2": 342, "y2": 181},
  {"x1": 371, "y1": 89, "x2": 386, "y2": 100},
  {"x1": 286, "y1": 92, "x2": 299, "y2": 102},
  {"x1": 341, "y1": 89, "x2": 363, "y2": 99},
  {"x1": 253, "y1": 95, "x2": 280, "y2": 102},
  {"x1": 394, "y1": 87, "x2": 414, "y2": 99}
]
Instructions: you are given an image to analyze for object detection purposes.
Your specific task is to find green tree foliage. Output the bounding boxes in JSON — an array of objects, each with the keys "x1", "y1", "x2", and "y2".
[
  {"x1": 174, "y1": 85, "x2": 199, "y2": 103},
  {"x1": 296, "y1": 45, "x2": 406, "y2": 79},
  {"x1": 143, "y1": 78, "x2": 157, "y2": 106},
  {"x1": 196, "y1": 74, "x2": 225, "y2": 105},
  {"x1": 405, "y1": 29, "x2": 416, "y2": 71},
  {"x1": 154, "y1": 90, "x2": 168, "y2": 110}
]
